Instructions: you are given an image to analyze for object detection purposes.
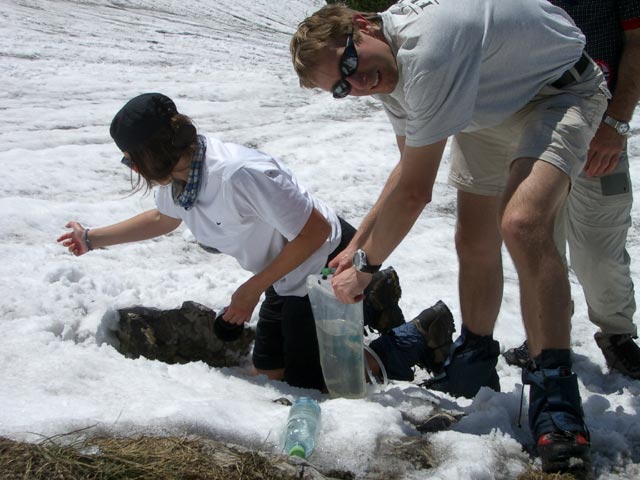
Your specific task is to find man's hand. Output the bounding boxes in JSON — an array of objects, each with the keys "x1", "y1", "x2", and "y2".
[
  {"x1": 328, "y1": 245, "x2": 358, "y2": 275},
  {"x1": 331, "y1": 266, "x2": 372, "y2": 304},
  {"x1": 584, "y1": 121, "x2": 627, "y2": 177},
  {"x1": 223, "y1": 281, "x2": 262, "y2": 325}
]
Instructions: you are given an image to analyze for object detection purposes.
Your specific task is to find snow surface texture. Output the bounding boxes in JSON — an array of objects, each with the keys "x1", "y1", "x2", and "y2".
[{"x1": 1, "y1": 1, "x2": 639, "y2": 478}]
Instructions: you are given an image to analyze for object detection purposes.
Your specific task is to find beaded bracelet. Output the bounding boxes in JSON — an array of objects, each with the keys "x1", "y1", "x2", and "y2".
[{"x1": 83, "y1": 228, "x2": 93, "y2": 251}]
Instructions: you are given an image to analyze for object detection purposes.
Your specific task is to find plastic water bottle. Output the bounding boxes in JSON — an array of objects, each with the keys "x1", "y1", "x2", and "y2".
[{"x1": 283, "y1": 397, "x2": 321, "y2": 458}]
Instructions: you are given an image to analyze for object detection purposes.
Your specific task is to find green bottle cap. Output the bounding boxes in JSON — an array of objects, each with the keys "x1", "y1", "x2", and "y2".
[
  {"x1": 288, "y1": 444, "x2": 306, "y2": 458},
  {"x1": 321, "y1": 267, "x2": 335, "y2": 276}
]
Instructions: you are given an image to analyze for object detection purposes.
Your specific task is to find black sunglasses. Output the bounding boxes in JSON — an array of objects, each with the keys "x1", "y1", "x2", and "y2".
[
  {"x1": 121, "y1": 156, "x2": 138, "y2": 172},
  {"x1": 332, "y1": 33, "x2": 359, "y2": 99}
]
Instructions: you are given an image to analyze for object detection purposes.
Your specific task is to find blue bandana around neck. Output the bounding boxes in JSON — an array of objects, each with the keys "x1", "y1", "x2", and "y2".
[{"x1": 172, "y1": 134, "x2": 206, "y2": 210}]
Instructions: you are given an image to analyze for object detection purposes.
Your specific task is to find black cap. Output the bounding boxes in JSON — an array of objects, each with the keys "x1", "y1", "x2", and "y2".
[{"x1": 110, "y1": 93, "x2": 178, "y2": 152}]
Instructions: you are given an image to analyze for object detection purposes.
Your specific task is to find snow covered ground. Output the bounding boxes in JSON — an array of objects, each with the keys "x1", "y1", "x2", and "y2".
[{"x1": 1, "y1": 1, "x2": 639, "y2": 478}]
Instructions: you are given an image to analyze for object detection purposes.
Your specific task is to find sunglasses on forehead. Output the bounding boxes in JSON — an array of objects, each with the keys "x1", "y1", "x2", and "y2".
[{"x1": 332, "y1": 33, "x2": 359, "y2": 99}]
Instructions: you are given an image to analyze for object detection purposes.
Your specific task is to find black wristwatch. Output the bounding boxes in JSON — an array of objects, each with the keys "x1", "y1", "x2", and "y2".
[
  {"x1": 352, "y1": 249, "x2": 381, "y2": 274},
  {"x1": 602, "y1": 114, "x2": 631, "y2": 136}
]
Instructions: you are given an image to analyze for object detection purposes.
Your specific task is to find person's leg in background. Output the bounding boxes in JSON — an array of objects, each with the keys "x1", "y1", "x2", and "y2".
[{"x1": 568, "y1": 155, "x2": 639, "y2": 378}]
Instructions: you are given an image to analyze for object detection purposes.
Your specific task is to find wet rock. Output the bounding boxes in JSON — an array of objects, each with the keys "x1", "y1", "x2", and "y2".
[{"x1": 115, "y1": 301, "x2": 254, "y2": 367}]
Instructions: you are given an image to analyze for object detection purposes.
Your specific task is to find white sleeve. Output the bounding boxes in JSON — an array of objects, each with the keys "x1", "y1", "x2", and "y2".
[
  {"x1": 378, "y1": 96, "x2": 407, "y2": 137},
  {"x1": 154, "y1": 186, "x2": 182, "y2": 220}
]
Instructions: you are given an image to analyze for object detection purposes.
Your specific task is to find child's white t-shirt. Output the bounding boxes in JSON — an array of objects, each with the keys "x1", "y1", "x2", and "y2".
[{"x1": 155, "y1": 136, "x2": 341, "y2": 297}]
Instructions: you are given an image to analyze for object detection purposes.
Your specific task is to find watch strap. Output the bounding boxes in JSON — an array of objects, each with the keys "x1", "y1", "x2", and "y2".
[
  {"x1": 360, "y1": 263, "x2": 381, "y2": 274},
  {"x1": 602, "y1": 114, "x2": 630, "y2": 135}
]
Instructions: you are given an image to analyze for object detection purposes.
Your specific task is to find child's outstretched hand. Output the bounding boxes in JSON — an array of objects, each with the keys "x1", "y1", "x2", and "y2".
[{"x1": 57, "y1": 221, "x2": 90, "y2": 256}]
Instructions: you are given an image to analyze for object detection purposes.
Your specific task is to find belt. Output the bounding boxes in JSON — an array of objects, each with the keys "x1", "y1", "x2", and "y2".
[{"x1": 551, "y1": 52, "x2": 590, "y2": 89}]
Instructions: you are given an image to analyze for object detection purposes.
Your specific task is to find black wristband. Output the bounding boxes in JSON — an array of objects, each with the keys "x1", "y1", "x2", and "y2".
[{"x1": 83, "y1": 228, "x2": 93, "y2": 251}]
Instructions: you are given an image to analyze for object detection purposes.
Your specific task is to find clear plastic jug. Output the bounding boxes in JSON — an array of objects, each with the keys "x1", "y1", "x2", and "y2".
[{"x1": 307, "y1": 271, "x2": 366, "y2": 399}]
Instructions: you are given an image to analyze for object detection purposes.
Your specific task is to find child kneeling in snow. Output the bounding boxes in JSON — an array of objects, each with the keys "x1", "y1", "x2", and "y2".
[{"x1": 57, "y1": 93, "x2": 454, "y2": 391}]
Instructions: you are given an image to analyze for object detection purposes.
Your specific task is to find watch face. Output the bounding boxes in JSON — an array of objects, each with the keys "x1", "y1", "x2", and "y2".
[
  {"x1": 618, "y1": 122, "x2": 630, "y2": 135},
  {"x1": 605, "y1": 115, "x2": 631, "y2": 135},
  {"x1": 353, "y1": 250, "x2": 366, "y2": 271}
]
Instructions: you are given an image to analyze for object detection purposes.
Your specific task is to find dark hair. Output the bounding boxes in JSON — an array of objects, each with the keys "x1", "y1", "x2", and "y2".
[{"x1": 127, "y1": 114, "x2": 198, "y2": 193}]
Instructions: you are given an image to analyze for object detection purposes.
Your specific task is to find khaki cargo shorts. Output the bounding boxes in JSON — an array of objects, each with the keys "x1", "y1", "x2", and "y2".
[{"x1": 449, "y1": 61, "x2": 610, "y2": 196}]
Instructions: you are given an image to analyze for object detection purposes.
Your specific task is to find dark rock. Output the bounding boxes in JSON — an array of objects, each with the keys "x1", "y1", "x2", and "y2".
[{"x1": 115, "y1": 301, "x2": 254, "y2": 367}]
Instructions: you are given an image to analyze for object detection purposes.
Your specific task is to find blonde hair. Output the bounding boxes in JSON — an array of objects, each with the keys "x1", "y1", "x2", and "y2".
[{"x1": 290, "y1": 4, "x2": 379, "y2": 89}]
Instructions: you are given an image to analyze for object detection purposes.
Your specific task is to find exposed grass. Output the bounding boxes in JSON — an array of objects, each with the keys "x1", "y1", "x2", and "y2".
[
  {"x1": 518, "y1": 467, "x2": 581, "y2": 480},
  {"x1": 0, "y1": 432, "x2": 308, "y2": 480},
  {"x1": 0, "y1": 431, "x2": 585, "y2": 480}
]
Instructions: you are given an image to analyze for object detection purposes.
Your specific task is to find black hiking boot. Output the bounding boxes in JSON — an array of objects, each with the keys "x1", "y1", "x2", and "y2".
[
  {"x1": 594, "y1": 332, "x2": 640, "y2": 380},
  {"x1": 422, "y1": 325, "x2": 500, "y2": 398},
  {"x1": 524, "y1": 349, "x2": 592, "y2": 478},
  {"x1": 363, "y1": 266, "x2": 405, "y2": 333},
  {"x1": 504, "y1": 302, "x2": 575, "y2": 369},
  {"x1": 503, "y1": 340, "x2": 531, "y2": 368},
  {"x1": 412, "y1": 300, "x2": 456, "y2": 374},
  {"x1": 367, "y1": 300, "x2": 455, "y2": 382},
  {"x1": 537, "y1": 431, "x2": 592, "y2": 477}
]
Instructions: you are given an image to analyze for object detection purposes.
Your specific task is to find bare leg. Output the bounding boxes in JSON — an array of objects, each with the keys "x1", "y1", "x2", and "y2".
[
  {"x1": 500, "y1": 159, "x2": 572, "y2": 357},
  {"x1": 456, "y1": 190, "x2": 503, "y2": 336},
  {"x1": 252, "y1": 366, "x2": 285, "y2": 380},
  {"x1": 365, "y1": 351, "x2": 380, "y2": 376}
]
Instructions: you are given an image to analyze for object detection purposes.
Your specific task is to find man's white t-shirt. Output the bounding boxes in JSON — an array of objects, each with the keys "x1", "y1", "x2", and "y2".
[
  {"x1": 155, "y1": 136, "x2": 342, "y2": 297},
  {"x1": 376, "y1": 0, "x2": 586, "y2": 147}
]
